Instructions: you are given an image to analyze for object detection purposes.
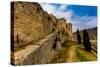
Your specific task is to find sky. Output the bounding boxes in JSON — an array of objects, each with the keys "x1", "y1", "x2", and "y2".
[{"x1": 39, "y1": 3, "x2": 97, "y2": 32}]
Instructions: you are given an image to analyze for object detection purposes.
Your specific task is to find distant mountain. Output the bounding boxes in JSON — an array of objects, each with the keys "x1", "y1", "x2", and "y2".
[
  {"x1": 73, "y1": 27, "x2": 97, "y2": 42},
  {"x1": 87, "y1": 27, "x2": 97, "y2": 40}
]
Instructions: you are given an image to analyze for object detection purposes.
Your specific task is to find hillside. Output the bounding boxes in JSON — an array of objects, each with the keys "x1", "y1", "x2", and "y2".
[{"x1": 73, "y1": 27, "x2": 97, "y2": 42}]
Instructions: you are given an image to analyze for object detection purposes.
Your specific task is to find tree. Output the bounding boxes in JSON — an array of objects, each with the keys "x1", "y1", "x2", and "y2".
[
  {"x1": 83, "y1": 30, "x2": 91, "y2": 51},
  {"x1": 76, "y1": 29, "x2": 81, "y2": 44}
]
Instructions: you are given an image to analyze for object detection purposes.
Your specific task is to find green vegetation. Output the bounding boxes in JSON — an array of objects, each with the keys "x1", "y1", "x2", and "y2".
[
  {"x1": 50, "y1": 41, "x2": 79, "y2": 63},
  {"x1": 83, "y1": 30, "x2": 92, "y2": 51},
  {"x1": 50, "y1": 48, "x2": 68, "y2": 63},
  {"x1": 50, "y1": 41, "x2": 70, "y2": 63},
  {"x1": 62, "y1": 41, "x2": 69, "y2": 47},
  {"x1": 50, "y1": 40, "x2": 97, "y2": 63},
  {"x1": 76, "y1": 47, "x2": 97, "y2": 61}
]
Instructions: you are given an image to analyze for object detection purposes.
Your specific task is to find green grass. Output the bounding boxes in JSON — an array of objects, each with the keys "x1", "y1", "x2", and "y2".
[
  {"x1": 50, "y1": 41, "x2": 71, "y2": 63},
  {"x1": 50, "y1": 40, "x2": 78, "y2": 63},
  {"x1": 50, "y1": 40, "x2": 97, "y2": 63},
  {"x1": 77, "y1": 49, "x2": 89, "y2": 61},
  {"x1": 50, "y1": 48, "x2": 69, "y2": 63},
  {"x1": 76, "y1": 47, "x2": 97, "y2": 61}
]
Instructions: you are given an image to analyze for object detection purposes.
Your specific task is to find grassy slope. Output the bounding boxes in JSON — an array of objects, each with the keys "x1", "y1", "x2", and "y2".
[
  {"x1": 76, "y1": 46, "x2": 97, "y2": 61},
  {"x1": 50, "y1": 41, "x2": 97, "y2": 63}
]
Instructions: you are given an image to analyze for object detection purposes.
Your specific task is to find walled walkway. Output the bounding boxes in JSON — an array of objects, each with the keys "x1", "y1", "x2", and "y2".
[{"x1": 12, "y1": 33, "x2": 56, "y2": 65}]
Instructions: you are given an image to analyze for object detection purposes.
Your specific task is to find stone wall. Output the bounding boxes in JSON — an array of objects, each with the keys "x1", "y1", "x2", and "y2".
[
  {"x1": 66, "y1": 23, "x2": 73, "y2": 41},
  {"x1": 13, "y1": 33, "x2": 60, "y2": 65},
  {"x1": 21, "y1": 33, "x2": 56, "y2": 65}
]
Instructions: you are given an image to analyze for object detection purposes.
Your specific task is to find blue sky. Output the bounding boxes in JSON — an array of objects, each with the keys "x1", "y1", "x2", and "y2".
[
  {"x1": 40, "y1": 3, "x2": 97, "y2": 32},
  {"x1": 67, "y1": 5, "x2": 97, "y2": 16}
]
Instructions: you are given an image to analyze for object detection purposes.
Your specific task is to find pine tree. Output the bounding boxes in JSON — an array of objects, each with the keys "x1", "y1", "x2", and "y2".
[
  {"x1": 83, "y1": 30, "x2": 91, "y2": 51},
  {"x1": 76, "y1": 29, "x2": 81, "y2": 44}
]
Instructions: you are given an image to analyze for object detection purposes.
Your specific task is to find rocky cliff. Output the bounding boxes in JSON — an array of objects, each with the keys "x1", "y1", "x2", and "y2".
[
  {"x1": 11, "y1": 1, "x2": 73, "y2": 65},
  {"x1": 11, "y1": 2, "x2": 54, "y2": 50},
  {"x1": 11, "y1": 1, "x2": 73, "y2": 51}
]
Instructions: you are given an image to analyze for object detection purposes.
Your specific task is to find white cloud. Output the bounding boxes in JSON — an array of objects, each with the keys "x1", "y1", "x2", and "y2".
[
  {"x1": 40, "y1": 3, "x2": 73, "y2": 22},
  {"x1": 40, "y1": 3, "x2": 57, "y2": 13},
  {"x1": 72, "y1": 16, "x2": 97, "y2": 32},
  {"x1": 57, "y1": 5, "x2": 68, "y2": 11},
  {"x1": 39, "y1": 3, "x2": 97, "y2": 32}
]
